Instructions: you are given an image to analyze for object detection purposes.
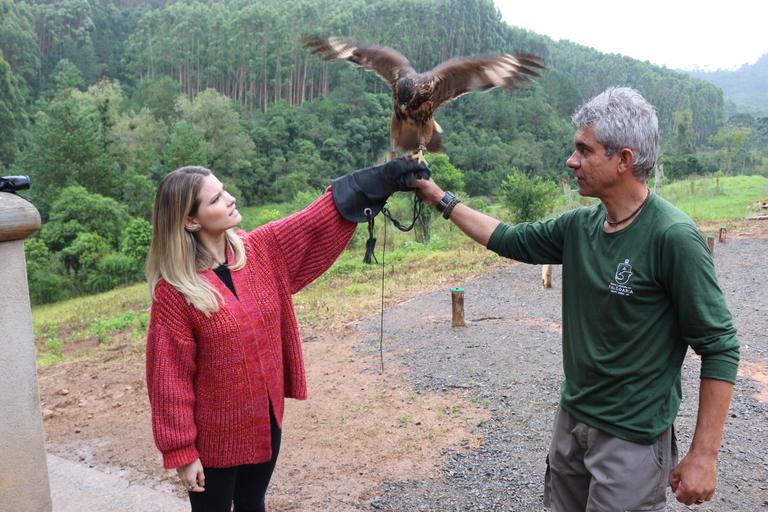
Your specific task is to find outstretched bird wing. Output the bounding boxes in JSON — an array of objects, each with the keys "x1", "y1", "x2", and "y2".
[
  {"x1": 428, "y1": 54, "x2": 544, "y2": 108},
  {"x1": 303, "y1": 36, "x2": 416, "y2": 86}
]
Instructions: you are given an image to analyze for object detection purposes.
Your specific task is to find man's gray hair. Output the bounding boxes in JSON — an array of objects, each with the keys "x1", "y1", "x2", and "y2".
[{"x1": 571, "y1": 87, "x2": 660, "y2": 180}]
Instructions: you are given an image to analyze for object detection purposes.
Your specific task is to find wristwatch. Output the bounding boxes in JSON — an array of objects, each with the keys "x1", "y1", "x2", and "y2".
[{"x1": 435, "y1": 191, "x2": 461, "y2": 219}]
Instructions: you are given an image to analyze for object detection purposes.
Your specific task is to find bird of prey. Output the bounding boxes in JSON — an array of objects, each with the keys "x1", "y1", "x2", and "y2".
[{"x1": 303, "y1": 36, "x2": 544, "y2": 163}]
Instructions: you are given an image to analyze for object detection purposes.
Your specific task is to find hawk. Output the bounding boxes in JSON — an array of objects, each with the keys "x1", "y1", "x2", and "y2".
[{"x1": 303, "y1": 36, "x2": 544, "y2": 163}]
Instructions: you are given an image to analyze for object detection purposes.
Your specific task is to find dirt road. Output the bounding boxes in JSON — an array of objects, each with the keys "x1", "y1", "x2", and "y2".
[
  {"x1": 39, "y1": 230, "x2": 767, "y2": 511},
  {"x1": 363, "y1": 235, "x2": 768, "y2": 511}
]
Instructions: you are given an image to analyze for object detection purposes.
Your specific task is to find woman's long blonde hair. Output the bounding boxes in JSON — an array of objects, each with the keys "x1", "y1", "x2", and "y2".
[{"x1": 146, "y1": 166, "x2": 246, "y2": 316}]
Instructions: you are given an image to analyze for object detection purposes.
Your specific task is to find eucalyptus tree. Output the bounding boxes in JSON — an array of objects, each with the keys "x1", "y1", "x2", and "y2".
[
  {"x1": 0, "y1": 52, "x2": 28, "y2": 166},
  {"x1": 0, "y1": 0, "x2": 40, "y2": 88},
  {"x1": 22, "y1": 90, "x2": 121, "y2": 217}
]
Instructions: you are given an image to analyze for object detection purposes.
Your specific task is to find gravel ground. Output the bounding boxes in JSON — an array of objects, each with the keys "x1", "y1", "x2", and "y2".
[{"x1": 360, "y1": 237, "x2": 768, "y2": 511}]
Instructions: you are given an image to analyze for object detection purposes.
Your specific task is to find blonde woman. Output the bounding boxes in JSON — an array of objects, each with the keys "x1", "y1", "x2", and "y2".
[{"x1": 146, "y1": 161, "x2": 427, "y2": 512}]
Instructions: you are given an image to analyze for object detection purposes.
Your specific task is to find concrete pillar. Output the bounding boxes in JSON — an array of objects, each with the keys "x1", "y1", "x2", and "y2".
[{"x1": 0, "y1": 191, "x2": 52, "y2": 512}]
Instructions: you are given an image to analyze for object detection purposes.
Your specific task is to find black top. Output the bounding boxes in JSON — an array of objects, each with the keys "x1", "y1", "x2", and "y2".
[{"x1": 213, "y1": 263, "x2": 237, "y2": 298}]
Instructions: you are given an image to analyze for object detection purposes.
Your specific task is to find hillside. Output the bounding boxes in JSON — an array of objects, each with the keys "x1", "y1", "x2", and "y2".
[
  {"x1": 2, "y1": 0, "x2": 766, "y2": 306},
  {"x1": 688, "y1": 53, "x2": 768, "y2": 114}
]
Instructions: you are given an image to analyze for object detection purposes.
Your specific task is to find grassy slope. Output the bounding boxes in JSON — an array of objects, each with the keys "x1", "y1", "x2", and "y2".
[
  {"x1": 32, "y1": 175, "x2": 768, "y2": 365},
  {"x1": 658, "y1": 175, "x2": 768, "y2": 222}
]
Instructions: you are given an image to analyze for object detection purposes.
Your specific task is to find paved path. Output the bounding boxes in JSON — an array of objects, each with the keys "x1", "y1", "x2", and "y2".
[{"x1": 47, "y1": 453, "x2": 186, "y2": 512}]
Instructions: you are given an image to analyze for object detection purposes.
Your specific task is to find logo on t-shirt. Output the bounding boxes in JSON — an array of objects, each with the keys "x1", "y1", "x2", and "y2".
[{"x1": 609, "y1": 259, "x2": 634, "y2": 296}]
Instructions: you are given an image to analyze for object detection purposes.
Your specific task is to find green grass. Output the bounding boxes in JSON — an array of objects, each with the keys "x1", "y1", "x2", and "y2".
[
  {"x1": 89, "y1": 310, "x2": 149, "y2": 344},
  {"x1": 658, "y1": 175, "x2": 768, "y2": 222},
  {"x1": 32, "y1": 283, "x2": 150, "y2": 365},
  {"x1": 289, "y1": 219, "x2": 502, "y2": 326},
  {"x1": 33, "y1": 283, "x2": 149, "y2": 330},
  {"x1": 550, "y1": 174, "x2": 768, "y2": 223}
]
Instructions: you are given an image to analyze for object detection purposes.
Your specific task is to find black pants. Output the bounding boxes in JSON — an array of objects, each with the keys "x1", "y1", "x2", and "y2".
[{"x1": 189, "y1": 405, "x2": 282, "y2": 512}]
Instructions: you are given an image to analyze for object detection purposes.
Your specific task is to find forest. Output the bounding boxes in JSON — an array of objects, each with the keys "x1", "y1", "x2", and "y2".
[
  {"x1": 689, "y1": 54, "x2": 768, "y2": 115},
  {"x1": 2, "y1": 0, "x2": 767, "y2": 304}
]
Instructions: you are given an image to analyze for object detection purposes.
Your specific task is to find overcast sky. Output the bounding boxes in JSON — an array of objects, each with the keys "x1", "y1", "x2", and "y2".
[{"x1": 494, "y1": 0, "x2": 767, "y2": 71}]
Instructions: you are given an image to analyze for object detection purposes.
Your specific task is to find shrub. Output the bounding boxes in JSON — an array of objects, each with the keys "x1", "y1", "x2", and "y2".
[
  {"x1": 61, "y1": 232, "x2": 110, "y2": 276},
  {"x1": 86, "y1": 252, "x2": 139, "y2": 293},
  {"x1": 501, "y1": 169, "x2": 559, "y2": 223},
  {"x1": 121, "y1": 217, "x2": 152, "y2": 271},
  {"x1": 29, "y1": 266, "x2": 71, "y2": 304},
  {"x1": 40, "y1": 186, "x2": 129, "y2": 250},
  {"x1": 25, "y1": 238, "x2": 71, "y2": 304}
]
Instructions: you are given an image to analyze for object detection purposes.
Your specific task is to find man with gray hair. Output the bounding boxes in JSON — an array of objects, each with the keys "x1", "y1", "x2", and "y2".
[{"x1": 410, "y1": 86, "x2": 739, "y2": 510}]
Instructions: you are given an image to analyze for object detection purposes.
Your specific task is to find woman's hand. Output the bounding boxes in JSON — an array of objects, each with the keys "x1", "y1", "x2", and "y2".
[{"x1": 177, "y1": 458, "x2": 205, "y2": 492}]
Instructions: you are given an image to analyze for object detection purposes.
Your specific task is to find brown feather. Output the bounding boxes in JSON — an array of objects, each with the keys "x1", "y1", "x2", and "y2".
[
  {"x1": 303, "y1": 36, "x2": 415, "y2": 85},
  {"x1": 304, "y1": 36, "x2": 544, "y2": 158},
  {"x1": 429, "y1": 53, "x2": 544, "y2": 107},
  {"x1": 391, "y1": 114, "x2": 442, "y2": 152}
]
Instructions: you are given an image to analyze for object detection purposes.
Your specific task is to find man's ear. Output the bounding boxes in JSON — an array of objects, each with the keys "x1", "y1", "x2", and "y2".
[
  {"x1": 185, "y1": 217, "x2": 202, "y2": 233},
  {"x1": 617, "y1": 148, "x2": 635, "y2": 175}
]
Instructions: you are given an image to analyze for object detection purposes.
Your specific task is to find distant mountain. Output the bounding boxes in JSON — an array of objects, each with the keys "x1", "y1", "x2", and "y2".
[{"x1": 688, "y1": 54, "x2": 768, "y2": 114}]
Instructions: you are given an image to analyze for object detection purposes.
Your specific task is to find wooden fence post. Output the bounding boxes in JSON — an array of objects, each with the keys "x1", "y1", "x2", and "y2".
[
  {"x1": 0, "y1": 191, "x2": 52, "y2": 512},
  {"x1": 707, "y1": 235, "x2": 716, "y2": 255},
  {"x1": 561, "y1": 179, "x2": 572, "y2": 207},
  {"x1": 542, "y1": 265, "x2": 552, "y2": 289},
  {"x1": 719, "y1": 226, "x2": 727, "y2": 243},
  {"x1": 654, "y1": 158, "x2": 664, "y2": 195},
  {"x1": 451, "y1": 288, "x2": 465, "y2": 327}
]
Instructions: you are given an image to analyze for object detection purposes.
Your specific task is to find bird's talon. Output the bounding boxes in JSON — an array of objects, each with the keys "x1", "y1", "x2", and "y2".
[{"x1": 412, "y1": 150, "x2": 427, "y2": 165}]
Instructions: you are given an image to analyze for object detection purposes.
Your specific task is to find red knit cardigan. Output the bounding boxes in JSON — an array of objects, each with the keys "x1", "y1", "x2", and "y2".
[{"x1": 146, "y1": 190, "x2": 356, "y2": 469}]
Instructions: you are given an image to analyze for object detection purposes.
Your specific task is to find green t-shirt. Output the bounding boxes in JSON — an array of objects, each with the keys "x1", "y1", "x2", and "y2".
[{"x1": 487, "y1": 193, "x2": 739, "y2": 444}]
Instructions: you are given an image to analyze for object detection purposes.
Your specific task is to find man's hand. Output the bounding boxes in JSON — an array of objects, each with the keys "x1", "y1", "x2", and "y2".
[
  {"x1": 408, "y1": 176, "x2": 445, "y2": 205},
  {"x1": 384, "y1": 157, "x2": 431, "y2": 191},
  {"x1": 177, "y1": 458, "x2": 205, "y2": 493},
  {"x1": 409, "y1": 176, "x2": 501, "y2": 246},
  {"x1": 669, "y1": 378, "x2": 734, "y2": 506},
  {"x1": 669, "y1": 451, "x2": 717, "y2": 505}
]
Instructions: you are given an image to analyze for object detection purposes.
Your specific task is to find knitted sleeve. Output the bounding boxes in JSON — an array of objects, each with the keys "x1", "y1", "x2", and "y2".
[
  {"x1": 145, "y1": 281, "x2": 200, "y2": 469},
  {"x1": 266, "y1": 187, "x2": 356, "y2": 294}
]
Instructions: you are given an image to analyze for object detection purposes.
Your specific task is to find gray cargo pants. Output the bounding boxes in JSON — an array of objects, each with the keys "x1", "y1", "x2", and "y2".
[{"x1": 544, "y1": 406, "x2": 677, "y2": 512}]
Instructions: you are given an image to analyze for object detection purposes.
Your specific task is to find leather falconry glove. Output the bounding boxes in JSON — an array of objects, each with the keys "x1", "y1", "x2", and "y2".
[{"x1": 331, "y1": 158, "x2": 430, "y2": 223}]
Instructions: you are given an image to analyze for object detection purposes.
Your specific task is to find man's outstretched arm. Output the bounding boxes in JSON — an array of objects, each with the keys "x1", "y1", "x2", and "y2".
[{"x1": 410, "y1": 177, "x2": 500, "y2": 247}]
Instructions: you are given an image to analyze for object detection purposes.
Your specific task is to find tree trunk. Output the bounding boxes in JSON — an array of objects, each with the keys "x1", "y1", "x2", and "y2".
[
  {"x1": 301, "y1": 56, "x2": 309, "y2": 105},
  {"x1": 274, "y1": 56, "x2": 281, "y2": 104},
  {"x1": 416, "y1": 214, "x2": 431, "y2": 244},
  {"x1": 322, "y1": 61, "x2": 328, "y2": 96},
  {"x1": 262, "y1": 58, "x2": 268, "y2": 112}
]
